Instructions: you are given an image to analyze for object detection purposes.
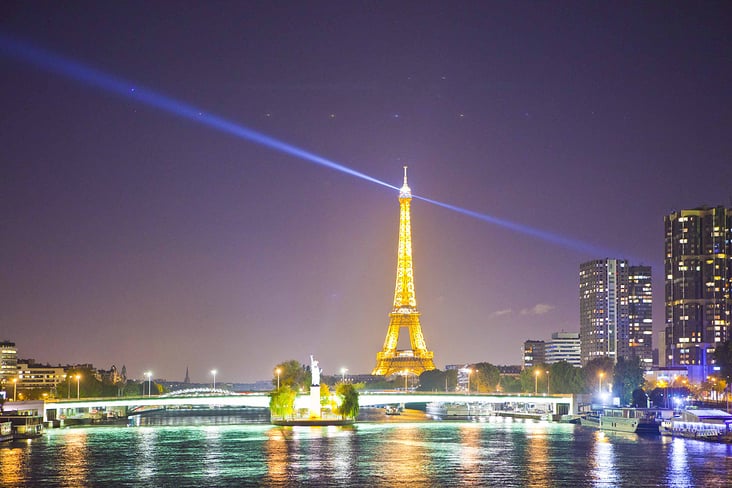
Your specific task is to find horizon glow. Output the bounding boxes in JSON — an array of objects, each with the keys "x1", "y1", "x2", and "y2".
[{"x1": 1, "y1": 33, "x2": 616, "y2": 257}]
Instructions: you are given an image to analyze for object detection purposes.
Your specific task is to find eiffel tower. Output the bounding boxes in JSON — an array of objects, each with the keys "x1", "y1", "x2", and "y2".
[{"x1": 372, "y1": 167, "x2": 436, "y2": 376}]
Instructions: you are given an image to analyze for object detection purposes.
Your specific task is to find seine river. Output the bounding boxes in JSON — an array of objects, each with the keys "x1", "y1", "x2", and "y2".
[{"x1": 2, "y1": 418, "x2": 732, "y2": 487}]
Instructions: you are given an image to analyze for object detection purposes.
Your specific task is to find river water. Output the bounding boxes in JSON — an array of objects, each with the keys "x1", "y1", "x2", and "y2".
[{"x1": 2, "y1": 417, "x2": 732, "y2": 487}]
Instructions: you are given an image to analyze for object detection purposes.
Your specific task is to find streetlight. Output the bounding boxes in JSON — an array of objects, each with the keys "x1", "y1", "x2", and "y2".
[
  {"x1": 275, "y1": 368, "x2": 281, "y2": 390},
  {"x1": 598, "y1": 371, "x2": 604, "y2": 395},
  {"x1": 211, "y1": 369, "x2": 217, "y2": 390},
  {"x1": 546, "y1": 370, "x2": 550, "y2": 395},
  {"x1": 403, "y1": 369, "x2": 409, "y2": 392},
  {"x1": 12, "y1": 378, "x2": 17, "y2": 401},
  {"x1": 534, "y1": 369, "x2": 541, "y2": 395},
  {"x1": 145, "y1": 371, "x2": 152, "y2": 397},
  {"x1": 467, "y1": 369, "x2": 472, "y2": 395},
  {"x1": 341, "y1": 367, "x2": 348, "y2": 383},
  {"x1": 76, "y1": 374, "x2": 81, "y2": 399}
]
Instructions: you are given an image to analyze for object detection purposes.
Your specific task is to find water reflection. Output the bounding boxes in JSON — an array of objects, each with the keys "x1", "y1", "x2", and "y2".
[
  {"x1": 202, "y1": 426, "x2": 223, "y2": 480},
  {"x1": 0, "y1": 444, "x2": 26, "y2": 485},
  {"x1": 265, "y1": 426, "x2": 292, "y2": 483},
  {"x1": 56, "y1": 429, "x2": 90, "y2": 487},
  {"x1": 135, "y1": 427, "x2": 158, "y2": 483},
  {"x1": 525, "y1": 423, "x2": 550, "y2": 487},
  {"x1": 667, "y1": 437, "x2": 691, "y2": 487},
  {"x1": 372, "y1": 424, "x2": 430, "y2": 485},
  {"x1": 590, "y1": 431, "x2": 618, "y2": 487}
]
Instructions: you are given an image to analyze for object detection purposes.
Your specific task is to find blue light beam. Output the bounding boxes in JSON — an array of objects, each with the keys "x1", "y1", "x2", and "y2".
[
  {"x1": 1, "y1": 33, "x2": 614, "y2": 257},
  {"x1": 0, "y1": 33, "x2": 396, "y2": 192}
]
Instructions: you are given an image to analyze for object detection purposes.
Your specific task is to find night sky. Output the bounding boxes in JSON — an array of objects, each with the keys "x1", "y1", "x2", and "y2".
[{"x1": 2, "y1": 2, "x2": 731, "y2": 383}]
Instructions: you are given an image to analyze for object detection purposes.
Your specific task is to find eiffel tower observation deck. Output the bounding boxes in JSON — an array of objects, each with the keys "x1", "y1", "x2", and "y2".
[{"x1": 372, "y1": 167, "x2": 436, "y2": 376}]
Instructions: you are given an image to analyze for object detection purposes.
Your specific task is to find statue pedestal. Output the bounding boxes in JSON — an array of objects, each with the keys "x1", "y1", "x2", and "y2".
[{"x1": 309, "y1": 385, "x2": 320, "y2": 418}]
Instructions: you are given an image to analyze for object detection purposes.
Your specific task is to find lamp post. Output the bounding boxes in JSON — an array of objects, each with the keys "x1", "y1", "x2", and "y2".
[
  {"x1": 403, "y1": 369, "x2": 409, "y2": 392},
  {"x1": 341, "y1": 367, "x2": 348, "y2": 383},
  {"x1": 467, "y1": 369, "x2": 472, "y2": 395},
  {"x1": 275, "y1": 368, "x2": 281, "y2": 390},
  {"x1": 145, "y1": 371, "x2": 152, "y2": 397},
  {"x1": 534, "y1": 369, "x2": 540, "y2": 395},
  {"x1": 598, "y1": 371, "x2": 604, "y2": 395},
  {"x1": 546, "y1": 370, "x2": 550, "y2": 395},
  {"x1": 13, "y1": 378, "x2": 17, "y2": 401},
  {"x1": 211, "y1": 369, "x2": 217, "y2": 390},
  {"x1": 76, "y1": 374, "x2": 81, "y2": 399}
]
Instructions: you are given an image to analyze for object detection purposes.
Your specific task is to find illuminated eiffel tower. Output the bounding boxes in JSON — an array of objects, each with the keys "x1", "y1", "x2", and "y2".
[{"x1": 372, "y1": 167, "x2": 436, "y2": 376}]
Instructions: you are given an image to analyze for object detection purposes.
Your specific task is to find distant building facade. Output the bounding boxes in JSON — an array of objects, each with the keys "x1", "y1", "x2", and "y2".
[
  {"x1": 16, "y1": 361, "x2": 66, "y2": 390},
  {"x1": 0, "y1": 341, "x2": 18, "y2": 381},
  {"x1": 522, "y1": 340, "x2": 545, "y2": 369},
  {"x1": 664, "y1": 206, "x2": 732, "y2": 381},
  {"x1": 628, "y1": 265, "x2": 653, "y2": 368},
  {"x1": 545, "y1": 332, "x2": 581, "y2": 366}
]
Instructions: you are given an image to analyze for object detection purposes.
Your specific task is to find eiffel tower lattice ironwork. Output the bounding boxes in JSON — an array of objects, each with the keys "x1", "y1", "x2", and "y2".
[{"x1": 372, "y1": 167, "x2": 436, "y2": 376}]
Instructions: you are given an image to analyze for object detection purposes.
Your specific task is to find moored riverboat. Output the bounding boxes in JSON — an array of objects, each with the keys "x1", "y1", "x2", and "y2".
[
  {"x1": 580, "y1": 408, "x2": 671, "y2": 434},
  {"x1": 660, "y1": 409, "x2": 732, "y2": 442}
]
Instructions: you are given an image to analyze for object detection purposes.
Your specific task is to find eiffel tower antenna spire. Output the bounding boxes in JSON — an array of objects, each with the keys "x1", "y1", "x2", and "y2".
[{"x1": 372, "y1": 168, "x2": 436, "y2": 376}]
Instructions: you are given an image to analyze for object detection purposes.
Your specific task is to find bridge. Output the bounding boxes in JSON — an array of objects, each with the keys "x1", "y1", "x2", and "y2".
[{"x1": 31, "y1": 389, "x2": 576, "y2": 422}]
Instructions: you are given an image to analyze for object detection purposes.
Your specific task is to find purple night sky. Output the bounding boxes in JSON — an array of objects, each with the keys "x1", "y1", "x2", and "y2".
[{"x1": 1, "y1": 2, "x2": 731, "y2": 382}]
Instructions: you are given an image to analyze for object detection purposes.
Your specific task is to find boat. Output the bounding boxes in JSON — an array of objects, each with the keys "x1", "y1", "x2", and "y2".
[
  {"x1": 426, "y1": 402, "x2": 493, "y2": 420},
  {"x1": 660, "y1": 409, "x2": 732, "y2": 441},
  {"x1": 0, "y1": 414, "x2": 44, "y2": 439},
  {"x1": 384, "y1": 405, "x2": 402, "y2": 416},
  {"x1": 1, "y1": 421, "x2": 12, "y2": 443},
  {"x1": 580, "y1": 407, "x2": 670, "y2": 434}
]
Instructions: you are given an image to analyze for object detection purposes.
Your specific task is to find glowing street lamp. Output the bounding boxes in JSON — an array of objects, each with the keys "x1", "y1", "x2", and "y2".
[
  {"x1": 466, "y1": 369, "x2": 473, "y2": 395},
  {"x1": 534, "y1": 369, "x2": 541, "y2": 395},
  {"x1": 12, "y1": 378, "x2": 17, "y2": 401},
  {"x1": 275, "y1": 368, "x2": 281, "y2": 390},
  {"x1": 546, "y1": 370, "x2": 550, "y2": 395},
  {"x1": 76, "y1": 374, "x2": 81, "y2": 399},
  {"x1": 341, "y1": 367, "x2": 348, "y2": 383},
  {"x1": 598, "y1": 371, "x2": 605, "y2": 395},
  {"x1": 211, "y1": 369, "x2": 217, "y2": 390},
  {"x1": 145, "y1": 371, "x2": 152, "y2": 397}
]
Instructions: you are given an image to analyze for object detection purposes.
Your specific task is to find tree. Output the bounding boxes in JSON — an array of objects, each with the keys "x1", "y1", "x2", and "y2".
[
  {"x1": 547, "y1": 361, "x2": 584, "y2": 394},
  {"x1": 471, "y1": 363, "x2": 500, "y2": 392},
  {"x1": 417, "y1": 369, "x2": 457, "y2": 391},
  {"x1": 273, "y1": 360, "x2": 308, "y2": 392},
  {"x1": 612, "y1": 356, "x2": 645, "y2": 405},
  {"x1": 713, "y1": 339, "x2": 732, "y2": 384},
  {"x1": 335, "y1": 383, "x2": 359, "y2": 420},
  {"x1": 269, "y1": 385, "x2": 296, "y2": 419},
  {"x1": 582, "y1": 357, "x2": 615, "y2": 394},
  {"x1": 499, "y1": 375, "x2": 522, "y2": 393},
  {"x1": 520, "y1": 365, "x2": 549, "y2": 393}
]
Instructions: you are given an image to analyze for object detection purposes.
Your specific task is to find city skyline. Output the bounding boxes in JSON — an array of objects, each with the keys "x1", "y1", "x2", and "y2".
[{"x1": 2, "y1": 3, "x2": 732, "y2": 381}]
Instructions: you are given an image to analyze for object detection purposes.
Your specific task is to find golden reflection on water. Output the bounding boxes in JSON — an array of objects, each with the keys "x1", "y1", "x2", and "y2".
[
  {"x1": 524, "y1": 423, "x2": 550, "y2": 488},
  {"x1": 457, "y1": 423, "x2": 481, "y2": 470},
  {"x1": 382, "y1": 425, "x2": 428, "y2": 483},
  {"x1": 0, "y1": 443, "x2": 26, "y2": 485},
  {"x1": 57, "y1": 429, "x2": 90, "y2": 487},
  {"x1": 265, "y1": 426, "x2": 294, "y2": 482}
]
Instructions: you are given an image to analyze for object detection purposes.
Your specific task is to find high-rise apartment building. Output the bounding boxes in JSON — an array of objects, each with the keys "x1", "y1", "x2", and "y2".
[
  {"x1": 628, "y1": 265, "x2": 653, "y2": 368},
  {"x1": 664, "y1": 206, "x2": 732, "y2": 379},
  {"x1": 545, "y1": 332, "x2": 581, "y2": 366},
  {"x1": 580, "y1": 259, "x2": 630, "y2": 365}
]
